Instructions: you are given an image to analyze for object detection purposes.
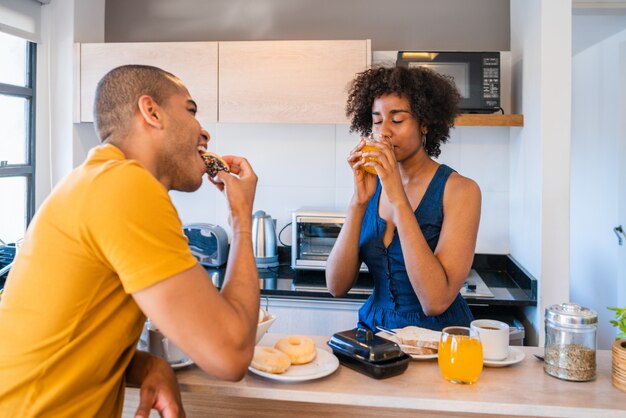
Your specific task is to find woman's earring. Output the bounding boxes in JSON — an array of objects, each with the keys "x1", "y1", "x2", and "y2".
[{"x1": 422, "y1": 134, "x2": 427, "y2": 149}]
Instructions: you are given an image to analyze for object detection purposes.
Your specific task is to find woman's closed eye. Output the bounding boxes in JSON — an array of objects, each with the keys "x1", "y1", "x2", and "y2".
[{"x1": 372, "y1": 119, "x2": 405, "y2": 125}]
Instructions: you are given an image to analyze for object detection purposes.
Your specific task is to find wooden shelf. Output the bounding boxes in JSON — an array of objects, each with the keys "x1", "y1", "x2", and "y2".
[{"x1": 455, "y1": 114, "x2": 524, "y2": 127}]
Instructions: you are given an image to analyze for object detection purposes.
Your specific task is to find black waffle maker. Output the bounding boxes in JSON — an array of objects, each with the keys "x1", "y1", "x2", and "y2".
[{"x1": 328, "y1": 328, "x2": 410, "y2": 379}]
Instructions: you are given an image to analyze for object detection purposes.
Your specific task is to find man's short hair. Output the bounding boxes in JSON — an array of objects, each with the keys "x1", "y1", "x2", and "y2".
[{"x1": 93, "y1": 65, "x2": 182, "y2": 142}]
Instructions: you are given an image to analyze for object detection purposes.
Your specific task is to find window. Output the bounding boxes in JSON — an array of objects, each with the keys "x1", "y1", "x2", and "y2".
[{"x1": 0, "y1": 31, "x2": 36, "y2": 244}]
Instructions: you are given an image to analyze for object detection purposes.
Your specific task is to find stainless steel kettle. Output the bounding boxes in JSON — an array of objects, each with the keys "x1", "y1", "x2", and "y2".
[{"x1": 252, "y1": 210, "x2": 279, "y2": 268}]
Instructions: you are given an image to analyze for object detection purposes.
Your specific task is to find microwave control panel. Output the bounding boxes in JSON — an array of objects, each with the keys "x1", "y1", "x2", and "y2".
[{"x1": 482, "y1": 56, "x2": 500, "y2": 106}]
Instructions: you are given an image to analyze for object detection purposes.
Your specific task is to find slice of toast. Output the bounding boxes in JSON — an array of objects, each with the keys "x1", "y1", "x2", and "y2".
[
  {"x1": 400, "y1": 345, "x2": 438, "y2": 355},
  {"x1": 394, "y1": 326, "x2": 441, "y2": 350}
]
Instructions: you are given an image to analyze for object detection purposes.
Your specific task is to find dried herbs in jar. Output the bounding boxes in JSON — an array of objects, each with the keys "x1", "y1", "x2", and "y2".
[
  {"x1": 544, "y1": 344, "x2": 596, "y2": 381},
  {"x1": 544, "y1": 304, "x2": 598, "y2": 382}
]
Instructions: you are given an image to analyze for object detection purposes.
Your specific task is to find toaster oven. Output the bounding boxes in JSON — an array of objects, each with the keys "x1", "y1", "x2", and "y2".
[{"x1": 291, "y1": 208, "x2": 367, "y2": 272}]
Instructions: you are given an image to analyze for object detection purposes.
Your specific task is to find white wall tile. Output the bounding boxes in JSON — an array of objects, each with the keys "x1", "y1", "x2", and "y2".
[
  {"x1": 437, "y1": 128, "x2": 463, "y2": 169},
  {"x1": 169, "y1": 122, "x2": 511, "y2": 254},
  {"x1": 457, "y1": 127, "x2": 510, "y2": 193},
  {"x1": 335, "y1": 125, "x2": 360, "y2": 188},
  {"x1": 334, "y1": 187, "x2": 354, "y2": 210},
  {"x1": 214, "y1": 123, "x2": 336, "y2": 188},
  {"x1": 475, "y1": 190, "x2": 510, "y2": 254},
  {"x1": 169, "y1": 179, "x2": 218, "y2": 226}
]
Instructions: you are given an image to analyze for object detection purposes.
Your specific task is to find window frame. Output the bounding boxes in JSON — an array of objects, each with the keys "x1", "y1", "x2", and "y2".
[{"x1": 0, "y1": 39, "x2": 36, "y2": 226}]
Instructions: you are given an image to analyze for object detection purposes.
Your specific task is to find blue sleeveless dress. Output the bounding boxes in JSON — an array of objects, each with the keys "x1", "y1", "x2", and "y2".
[{"x1": 357, "y1": 164, "x2": 473, "y2": 332}]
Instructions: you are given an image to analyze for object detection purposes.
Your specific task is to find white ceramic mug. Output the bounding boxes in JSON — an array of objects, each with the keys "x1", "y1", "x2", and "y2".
[{"x1": 470, "y1": 319, "x2": 510, "y2": 361}]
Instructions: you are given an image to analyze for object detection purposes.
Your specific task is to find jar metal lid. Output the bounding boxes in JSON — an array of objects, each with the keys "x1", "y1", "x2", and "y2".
[{"x1": 545, "y1": 303, "x2": 598, "y2": 325}]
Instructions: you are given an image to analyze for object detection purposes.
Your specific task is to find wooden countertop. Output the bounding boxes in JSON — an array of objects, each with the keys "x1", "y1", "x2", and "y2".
[{"x1": 123, "y1": 334, "x2": 625, "y2": 418}]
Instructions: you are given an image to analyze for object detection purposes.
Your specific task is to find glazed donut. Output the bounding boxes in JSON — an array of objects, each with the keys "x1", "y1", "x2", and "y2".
[
  {"x1": 274, "y1": 336, "x2": 317, "y2": 365},
  {"x1": 251, "y1": 346, "x2": 291, "y2": 374}
]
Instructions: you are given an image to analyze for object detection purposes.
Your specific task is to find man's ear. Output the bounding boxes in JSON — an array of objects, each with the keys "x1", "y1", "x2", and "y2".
[{"x1": 137, "y1": 95, "x2": 164, "y2": 129}]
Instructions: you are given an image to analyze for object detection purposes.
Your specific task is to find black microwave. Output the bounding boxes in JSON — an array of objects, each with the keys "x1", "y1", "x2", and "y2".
[{"x1": 396, "y1": 51, "x2": 500, "y2": 114}]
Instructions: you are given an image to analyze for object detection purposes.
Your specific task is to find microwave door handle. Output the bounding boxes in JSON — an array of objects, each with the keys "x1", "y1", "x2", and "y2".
[{"x1": 296, "y1": 217, "x2": 345, "y2": 224}]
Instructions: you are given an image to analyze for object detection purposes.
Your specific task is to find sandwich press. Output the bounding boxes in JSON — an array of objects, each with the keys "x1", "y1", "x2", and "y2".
[{"x1": 327, "y1": 327, "x2": 410, "y2": 379}]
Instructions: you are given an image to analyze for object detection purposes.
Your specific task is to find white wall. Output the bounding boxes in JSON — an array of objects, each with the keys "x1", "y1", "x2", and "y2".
[
  {"x1": 571, "y1": 19, "x2": 626, "y2": 349},
  {"x1": 169, "y1": 123, "x2": 512, "y2": 254},
  {"x1": 44, "y1": 0, "x2": 77, "y2": 190},
  {"x1": 510, "y1": 0, "x2": 572, "y2": 346}
]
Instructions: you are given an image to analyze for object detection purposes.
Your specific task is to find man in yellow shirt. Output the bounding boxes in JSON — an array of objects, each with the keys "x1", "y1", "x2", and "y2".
[{"x1": 0, "y1": 65, "x2": 259, "y2": 417}]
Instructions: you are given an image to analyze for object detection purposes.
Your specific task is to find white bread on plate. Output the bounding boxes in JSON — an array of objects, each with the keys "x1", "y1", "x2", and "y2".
[
  {"x1": 399, "y1": 345, "x2": 438, "y2": 355},
  {"x1": 394, "y1": 326, "x2": 441, "y2": 350}
]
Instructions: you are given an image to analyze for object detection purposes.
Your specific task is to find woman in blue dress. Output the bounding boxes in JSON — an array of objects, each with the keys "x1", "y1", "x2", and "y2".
[{"x1": 326, "y1": 66, "x2": 481, "y2": 332}]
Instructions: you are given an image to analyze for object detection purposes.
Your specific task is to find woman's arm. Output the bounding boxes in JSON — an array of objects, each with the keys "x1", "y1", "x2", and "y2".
[
  {"x1": 325, "y1": 201, "x2": 368, "y2": 297},
  {"x1": 327, "y1": 138, "x2": 378, "y2": 297},
  {"x1": 393, "y1": 173, "x2": 481, "y2": 316}
]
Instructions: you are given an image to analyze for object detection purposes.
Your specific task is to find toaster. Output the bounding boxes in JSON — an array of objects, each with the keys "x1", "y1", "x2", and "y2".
[{"x1": 182, "y1": 223, "x2": 229, "y2": 267}]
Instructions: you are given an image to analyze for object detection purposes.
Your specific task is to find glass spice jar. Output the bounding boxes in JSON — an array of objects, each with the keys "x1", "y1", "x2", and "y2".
[{"x1": 544, "y1": 303, "x2": 598, "y2": 381}]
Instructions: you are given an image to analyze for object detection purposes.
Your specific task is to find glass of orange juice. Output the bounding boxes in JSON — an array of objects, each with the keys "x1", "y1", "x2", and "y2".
[
  {"x1": 438, "y1": 326, "x2": 483, "y2": 384},
  {"x1": 360, "y1": 132, "x2": 384, "y2": 175}
]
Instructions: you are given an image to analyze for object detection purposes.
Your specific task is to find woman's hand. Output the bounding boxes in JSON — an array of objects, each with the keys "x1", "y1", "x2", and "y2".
[
  {"x1": 348, "y1": 138, "x2": 378, "y2": 205},
  {"x1": 360, "y1": 136, "x2": 409, "y2": 219}
]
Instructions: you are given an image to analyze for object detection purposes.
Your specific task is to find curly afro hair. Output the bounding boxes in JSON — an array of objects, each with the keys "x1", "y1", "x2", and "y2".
[{"x1": 345, "y1": 65, "x2": 461, "y2": 158}]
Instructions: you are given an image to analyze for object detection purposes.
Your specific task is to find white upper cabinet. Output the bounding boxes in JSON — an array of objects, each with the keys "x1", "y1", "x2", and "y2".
[
  {"x1": 218, "y1": 40, "x2": 371, "y2": 124},
  {"x1": 77, "y1": 42, "x2": 218, "y2": 123}
]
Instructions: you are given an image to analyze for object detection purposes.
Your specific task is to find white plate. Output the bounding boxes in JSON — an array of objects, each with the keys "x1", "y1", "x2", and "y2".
[
  {"x1": 170, "y1": 358, "x2": 195, "y2": 370},
  {"x1": 483, "y1": 346, "x2": 525, "y2": 367},
  {"x1": 248, "y1": 348, "x2": 339, "y2": 382},
  {"x1": 375, "y1": 331, "x2": 438, "y2": 360}
]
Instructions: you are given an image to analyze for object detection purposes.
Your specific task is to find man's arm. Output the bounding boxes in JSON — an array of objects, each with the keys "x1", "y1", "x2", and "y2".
[{"x1": 132, "y1": 156, "x2": 259, "y2": 381}]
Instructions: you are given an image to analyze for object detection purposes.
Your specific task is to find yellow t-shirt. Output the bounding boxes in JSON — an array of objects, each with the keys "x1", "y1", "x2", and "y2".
[{"x1": 0, "y1": 144, "x2": 197, "y2": 417}]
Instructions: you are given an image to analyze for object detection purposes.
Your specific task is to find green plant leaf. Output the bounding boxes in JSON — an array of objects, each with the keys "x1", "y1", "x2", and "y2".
[{"x1": 608, "y1": 306, "x2": 626, "y2": 334}]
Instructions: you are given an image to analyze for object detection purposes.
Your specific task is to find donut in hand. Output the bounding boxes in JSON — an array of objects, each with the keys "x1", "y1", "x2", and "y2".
[{"x1": 200, "y1": 151, "x2": 230, "y2": 177}]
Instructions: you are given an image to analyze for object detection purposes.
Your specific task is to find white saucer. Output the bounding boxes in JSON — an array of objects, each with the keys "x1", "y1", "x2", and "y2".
[
  {"x1": 170, "y1": 358, "x2": 195, "y2": 370},
  {"x1": 483, "y1": 347, "x2": 525, "y2": 367}
]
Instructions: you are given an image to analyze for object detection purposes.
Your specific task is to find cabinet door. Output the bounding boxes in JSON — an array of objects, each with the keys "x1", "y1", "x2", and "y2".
[
  {"x1": 219, "y1": 40, "x2": 371, "y2": 124},
  {"x1": 77, "y1": 42, "x2": 218, "y2": 123}
]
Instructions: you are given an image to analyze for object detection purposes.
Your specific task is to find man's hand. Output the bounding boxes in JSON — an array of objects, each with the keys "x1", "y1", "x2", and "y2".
[
  {"x1": 127, "y1": 351, "x2": 185, "y2": 418},
  {"x1": 209, "y1": 155, "x2": 257, "y2": 230}
]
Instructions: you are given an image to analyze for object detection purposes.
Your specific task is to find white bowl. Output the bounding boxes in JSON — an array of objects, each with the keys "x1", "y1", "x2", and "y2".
[{"x1": 256, "y1": 311, "x2": 277, "y2": 344}]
